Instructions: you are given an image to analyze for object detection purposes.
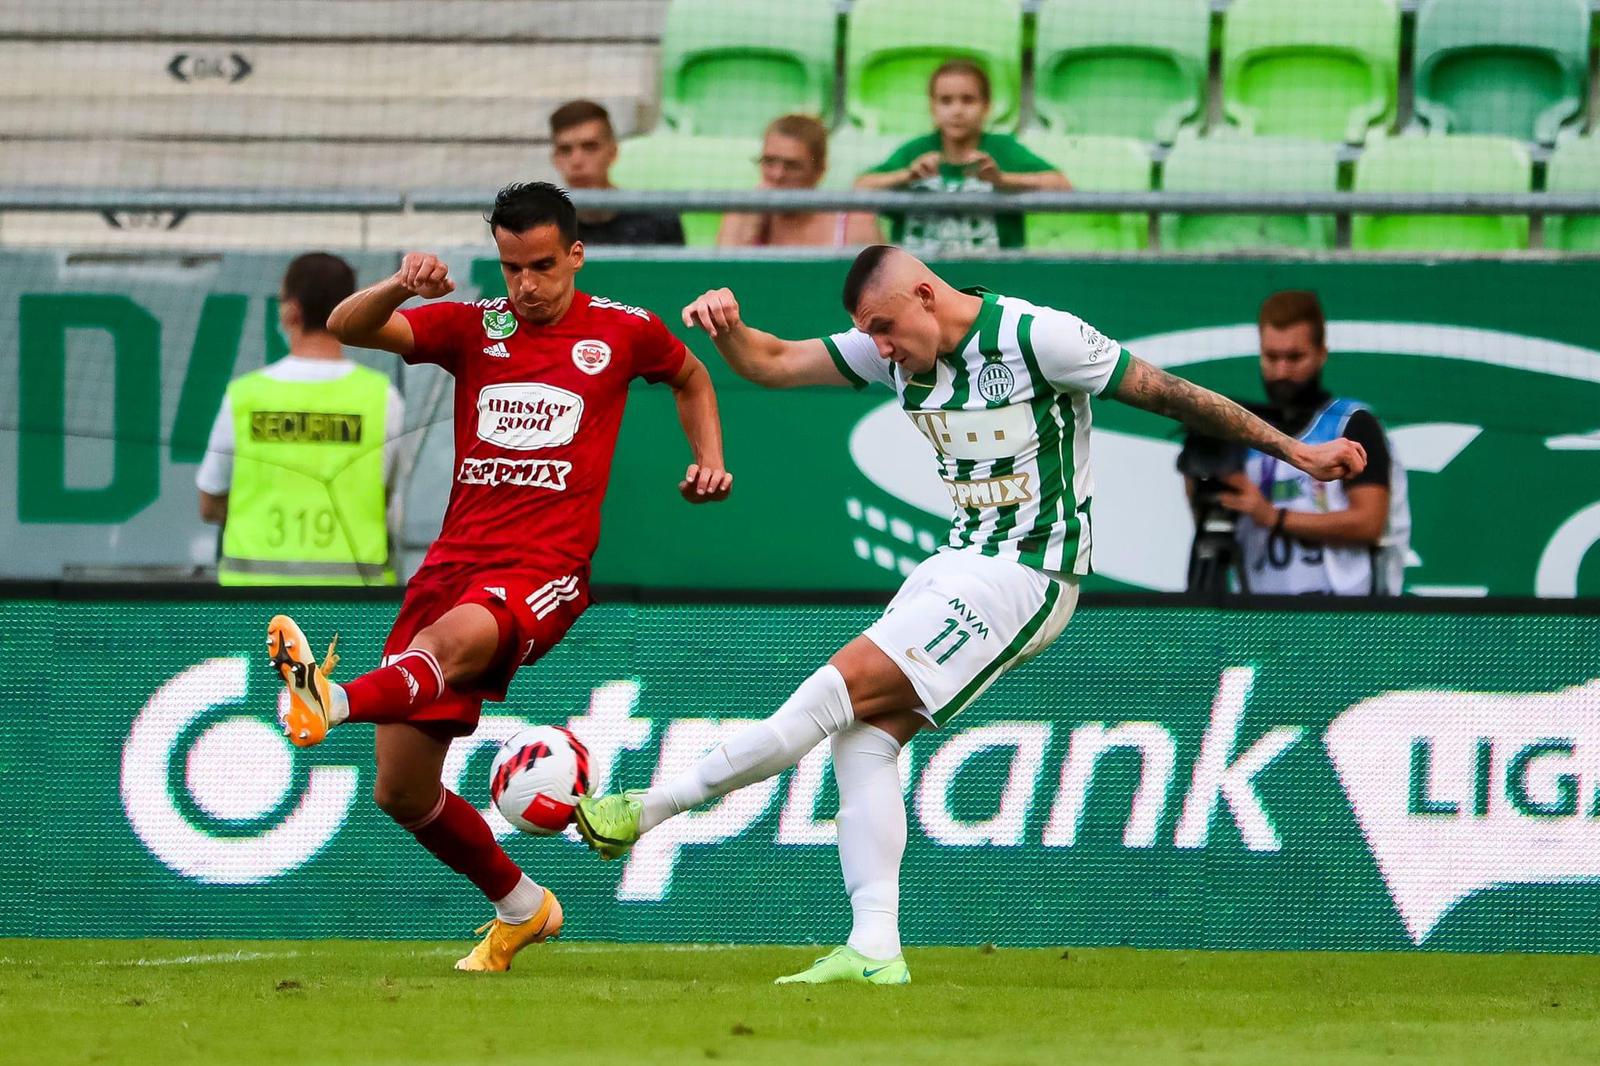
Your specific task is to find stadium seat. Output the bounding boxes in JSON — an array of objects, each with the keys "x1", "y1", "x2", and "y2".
[
  {"x1": 0, "y1": 139, "x2": 558, "y2": 191},
  {"x1": 1159, "y1": 136, "x2": 1340, "y2": 252},
  {"x1": 1351, "y1": 134, "x2": 1531, "y2": 252},
  {"x1": 659, "y1": 0, "x2": 838, "y2": 136},
  {"x1": 1033, "y1": 0, "x2": 1210, "y2": 144},
  {"x1": 611, "y1": 134, "x2": 760, "y2": 246},
  {"x1": 1544, "y1": 137, "x2": 1600, "y2": 252},
  {"x1": 0, "y1": 211, "x2": 366, "y2": 250},
  {"x1": 1221, "y1": 0, "x2": 1400, "y2": 143},
  {"x1": 1019, "y1": 133, "x2": 1152, "y2": 252},
  {"x1": 823, "y1": 129, "x2": 906, "y2": 189},
  {"x1": 844, "y1": 0, "x2": 1024, "y2": 135},
  {"x1": 0, "y1": 1, "x2": 672, "y2": 41},
  {"x1": 0, "y1": 41, "x2": 653, "y2": 142},
  {"x1": 1412, "y1": 0, "x2": 1590, "y2": 144}
]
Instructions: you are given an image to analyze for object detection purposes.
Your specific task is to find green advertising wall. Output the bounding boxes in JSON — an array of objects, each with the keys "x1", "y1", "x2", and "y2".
[
  {"x1": 4, "y1": 593, "x2": 1599, "y2": 951},
  {"x1": 5, "y1": 251, "x2": 1600, "y2": 596}
]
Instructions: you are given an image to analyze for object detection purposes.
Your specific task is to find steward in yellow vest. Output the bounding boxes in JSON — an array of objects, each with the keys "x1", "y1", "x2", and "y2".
[{"x1": 197, "y1": 253, "x2": 401, "y2": 585}]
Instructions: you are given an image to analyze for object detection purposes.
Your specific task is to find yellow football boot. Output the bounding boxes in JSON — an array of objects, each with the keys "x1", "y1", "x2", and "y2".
[{"x1": 454, "y1": 889, "x2": 564, "y2": 972}]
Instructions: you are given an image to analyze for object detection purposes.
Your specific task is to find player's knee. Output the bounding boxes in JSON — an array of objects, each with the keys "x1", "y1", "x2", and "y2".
[{"x1": 372, "y1": 778, "x2": 440, "y2": 824}]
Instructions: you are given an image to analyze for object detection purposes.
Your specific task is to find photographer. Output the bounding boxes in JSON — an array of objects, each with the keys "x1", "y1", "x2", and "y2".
[{"x1": 1184, "y1": 290, "x2": 1409, "y2": 595}]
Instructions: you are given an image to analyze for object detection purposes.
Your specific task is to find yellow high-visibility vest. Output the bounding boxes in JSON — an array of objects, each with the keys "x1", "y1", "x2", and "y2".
[{"x1": 218, "y1": 364, "x2": 396, "y2": 586}]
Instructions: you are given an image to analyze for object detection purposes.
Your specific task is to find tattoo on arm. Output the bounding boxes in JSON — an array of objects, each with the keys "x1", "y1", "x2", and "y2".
[{"x1": 1114, "y1": 356, "x2": 1298, "y2": 462}]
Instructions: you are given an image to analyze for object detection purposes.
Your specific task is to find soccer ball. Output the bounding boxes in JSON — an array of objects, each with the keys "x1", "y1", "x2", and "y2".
[{"x1": 488, "y1": 725, "x2": 591, "y2": 835}]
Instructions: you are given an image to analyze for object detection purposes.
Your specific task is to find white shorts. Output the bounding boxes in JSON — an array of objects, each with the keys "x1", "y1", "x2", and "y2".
[{"x1": 863, "y1": 550, "x2": 1079, "y2": 726}]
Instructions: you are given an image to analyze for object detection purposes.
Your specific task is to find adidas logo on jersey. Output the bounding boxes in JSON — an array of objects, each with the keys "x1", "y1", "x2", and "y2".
[{"x1": 483, "y1": 342, "x2": 511, "y2": 358}]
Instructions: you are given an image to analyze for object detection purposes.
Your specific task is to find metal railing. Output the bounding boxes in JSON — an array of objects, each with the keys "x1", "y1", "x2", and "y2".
[{"x1": 5, "y1": 187, "x2": 1600, "y2": 216}]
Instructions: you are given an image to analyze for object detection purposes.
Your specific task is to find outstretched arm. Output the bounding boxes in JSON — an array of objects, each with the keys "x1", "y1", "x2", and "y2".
[
  {"x1": 665, "y1": 351, "x2": 733, "y2": 504},
  {"x1": 1112, "y1": 356, "x2": 1367, "y2": 482},
  {"x1": 682, "y1": 288, "x2": 857, "y2": 389}
]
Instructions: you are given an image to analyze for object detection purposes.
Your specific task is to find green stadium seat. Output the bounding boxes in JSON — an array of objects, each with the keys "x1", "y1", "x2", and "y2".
[
  {"x1": 1019, "y1": 133, "x2": 1151, "y2": 252},
  {"x1": 823, "y1": 128, "x2": 905, "y2": 188},
  {"x1": 611, "y1": 134, "x2": 760, "y2": 246},
  {"x1": 1351, "y1": 134, "x2": 1531, "y2": 252},
  {"x1": 1222, "y1": 0, "x2": 1400, "y2": 143},
  {"x1": 1033, "y1": 0, "x2": 1210, "y2": 144},
  {"x1": 1545, "y1": 137, "x2": 1600, "y2": 252},
  {"x1": 659, "y1": 0, "x2": 838, "y2": 136},
  {"x1": 844, "y1": 0, "x2": 1024, "y2": 135},
  {"x1": 1159, "y1": 136, "x2": 1340, "y2": 251},
  {"x1": 1413, "y1": 0, "x2": 1589, "y2": 145}
]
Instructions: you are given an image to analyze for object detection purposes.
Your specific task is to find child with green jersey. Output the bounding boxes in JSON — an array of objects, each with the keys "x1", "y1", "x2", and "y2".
[{"x1": 856, "y1": 59, "x2": 1069, "y2": 253}]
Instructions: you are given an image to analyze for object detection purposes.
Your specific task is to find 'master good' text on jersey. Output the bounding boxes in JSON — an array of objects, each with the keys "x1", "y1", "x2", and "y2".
[{"x1": 399, "y1": 292, "x2": 686, "y2": 575}]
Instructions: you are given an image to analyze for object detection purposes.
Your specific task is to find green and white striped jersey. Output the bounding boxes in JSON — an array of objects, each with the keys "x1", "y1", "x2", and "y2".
[{"x1": 823, "y1": 289, "x2": 1131, "y2": 574}]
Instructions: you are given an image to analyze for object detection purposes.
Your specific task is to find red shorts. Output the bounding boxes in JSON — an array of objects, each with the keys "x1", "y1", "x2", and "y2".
[{"x1": 382, "y1": 562, "x2": 591, "y2": 736}]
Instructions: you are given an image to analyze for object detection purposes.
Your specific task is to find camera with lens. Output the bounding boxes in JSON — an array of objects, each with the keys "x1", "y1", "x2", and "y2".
[
  {"x1": 1176, "y1": 431, "x2": 1251, "y2": 595},
  {"x1": 1177, "y1": 432, "x2": 1248, "y2": 528}
]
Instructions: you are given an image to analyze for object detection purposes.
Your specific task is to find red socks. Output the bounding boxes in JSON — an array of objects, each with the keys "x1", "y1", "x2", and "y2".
[
  {"x1": 399, "y1": 790, "x2": 523, "y2": 901},
  {"x1": 341, "y1": 649, "x2": 446, "y2": 724}
]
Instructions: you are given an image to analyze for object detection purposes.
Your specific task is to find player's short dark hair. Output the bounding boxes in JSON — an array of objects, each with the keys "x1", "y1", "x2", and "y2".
[
  {"x1": 549, "y1": 99, "x2": 615, "y2": 140},
  {"x1": 484, "y1": 181, "x2": 579, "y2": 245},
  {"x1": 1259, "y1": 290, "x2": 1326, "y2": 349},
  {"x1": 929, "y1": 58, "x2": 991, "y2": 102},
  {"x1": 841, "y1": 245, "x2": 898, "y2": 314},
  {"x1": 280, "y1": 252, "x2": 356, "y2": 333}
]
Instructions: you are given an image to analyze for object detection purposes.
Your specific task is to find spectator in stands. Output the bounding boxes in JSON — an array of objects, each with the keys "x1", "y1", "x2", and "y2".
[
  {"x1": 549, "y1": 99, "x2": 684, "y2": 246},
  {"x1": 197, "y1": 253, "x2": 404, "y2": 586},
  {"x1": 1216, "y1": 290, "x2": 1410, "y2": 595},
  {"x1": 855, "y1": 59, "x2": 1068, "y2": 254},
  {"x1": 717, "y1": 114, "x2": 882, "y2": 248}
]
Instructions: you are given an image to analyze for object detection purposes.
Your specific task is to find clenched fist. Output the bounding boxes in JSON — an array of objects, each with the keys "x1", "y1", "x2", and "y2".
[{"x1": 395, "y1": 252, "x2": 456, "y2": 299}]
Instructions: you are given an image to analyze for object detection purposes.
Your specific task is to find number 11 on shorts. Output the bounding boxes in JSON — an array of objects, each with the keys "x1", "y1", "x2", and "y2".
[{"x1": 924, "y1": 616, "x2": 970, "y2": 665}]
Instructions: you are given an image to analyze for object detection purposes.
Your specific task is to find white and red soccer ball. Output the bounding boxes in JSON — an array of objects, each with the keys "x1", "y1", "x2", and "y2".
[{"x1": 489, "y1": 725, "x2": 590, "y2": 835}]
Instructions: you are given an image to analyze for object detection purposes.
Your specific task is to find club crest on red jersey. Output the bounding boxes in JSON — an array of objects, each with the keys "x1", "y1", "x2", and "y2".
[
  {"x1": 571, "y1": 338, "x2": 612, "y2": 375},
  {"x1": 483, "y1": 309, "x2": 517, "y2": 340}
]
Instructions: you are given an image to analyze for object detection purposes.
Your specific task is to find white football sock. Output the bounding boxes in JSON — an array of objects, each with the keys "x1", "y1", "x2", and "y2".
[
  {"x1": 327, "y1": 682, "x2": 350, "y2": 725},
  {"x1": 832, "y1": 722, "x2": 906, "y2": 961},
  {"x1": 492, "y1": 872, "x2": 546, "y2": 925},
  {"x1": 639, "y1": 665, "x2": 855, "y2": 834}
]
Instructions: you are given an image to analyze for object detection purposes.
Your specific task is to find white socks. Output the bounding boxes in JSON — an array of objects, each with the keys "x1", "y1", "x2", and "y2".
[
  {"x1": 492, "y1": 873, "x2": 546, "y2": 925},
  {"x1": 639, "y1": 665, "x2": 856, "y2": 834},
  {"x1": 832, "y1": 723, "x2": 906, "y2": 961}
]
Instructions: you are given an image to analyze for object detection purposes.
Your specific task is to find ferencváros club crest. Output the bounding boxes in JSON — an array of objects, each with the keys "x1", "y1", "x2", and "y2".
[
  {"x1": 483, "y1": 309, "x2": 517, "y2": 340},
  {"x1": 845, "y1": 321, "x2": 1600, "y2": 597},
  {"x1": 976, "y1": 362, "x2": 1015, "y2": 402}
]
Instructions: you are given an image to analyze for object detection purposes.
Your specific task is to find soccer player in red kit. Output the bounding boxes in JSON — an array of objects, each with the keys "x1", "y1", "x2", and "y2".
[{"x1": 264, "y1": 182, "x2": 732, "y2": 971}]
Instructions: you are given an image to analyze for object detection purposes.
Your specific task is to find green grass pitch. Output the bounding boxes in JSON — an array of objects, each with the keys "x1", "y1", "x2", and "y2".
[{"x1": 2, "y1": 940, "x2": 1596, "y2": 1065}]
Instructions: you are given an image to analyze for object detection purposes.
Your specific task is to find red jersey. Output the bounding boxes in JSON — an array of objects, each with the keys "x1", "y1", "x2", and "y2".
[{"x1": 399, "y1": 291, "x2": 686, "y2": 575}]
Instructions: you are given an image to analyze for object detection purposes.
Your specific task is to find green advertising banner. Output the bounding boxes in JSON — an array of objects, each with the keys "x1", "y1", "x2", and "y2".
[
  {"x1": 6, "y1": 250, "x2": 1600, "y2": 595},
  {"x1": 3, "y1": 594, "x2": 1598, "y2": 951}
]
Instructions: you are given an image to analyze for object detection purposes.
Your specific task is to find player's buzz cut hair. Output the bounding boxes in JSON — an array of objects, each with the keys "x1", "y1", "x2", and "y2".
[
  {"x1": 841, "y1": 244, "x2": 898, "y2": 314},
  {"x1": 485, "y1": 181, "x2": 580, "y2": 245},
  {"x1": 281, "y1": 252, "x2": 356, "y2": 333}
]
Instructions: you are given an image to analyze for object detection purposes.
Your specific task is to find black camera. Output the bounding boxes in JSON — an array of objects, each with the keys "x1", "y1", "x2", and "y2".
[
  {"x1": 1177, "y1": 432, "x2": 1248, "y2": 521},
  {"x1": 1176, "y1": 431, "x2": 1251, "y2": 595}
]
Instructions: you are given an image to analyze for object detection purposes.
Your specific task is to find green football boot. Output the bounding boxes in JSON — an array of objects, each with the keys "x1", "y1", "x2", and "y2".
[
  {"x1": 774, "y1": 946, "x2": 910, "y2": 986},
  {"x1": 573, "y1": 791, "x2": 644, "y2": 861}
]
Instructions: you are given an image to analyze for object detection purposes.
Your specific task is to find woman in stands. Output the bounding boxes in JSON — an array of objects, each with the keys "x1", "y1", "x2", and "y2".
[
  {"x1": 855, "y1": 59, "x2": 1068, "y2": 254},
  {"x1": 717, "y1": 114, "x2": 883, "y2": 249}
]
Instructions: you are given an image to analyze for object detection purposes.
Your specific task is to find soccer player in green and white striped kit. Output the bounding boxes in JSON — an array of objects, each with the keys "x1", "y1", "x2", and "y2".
[{"x1": 576, "y1": 246, "x2": 1367, "y2": 985}]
